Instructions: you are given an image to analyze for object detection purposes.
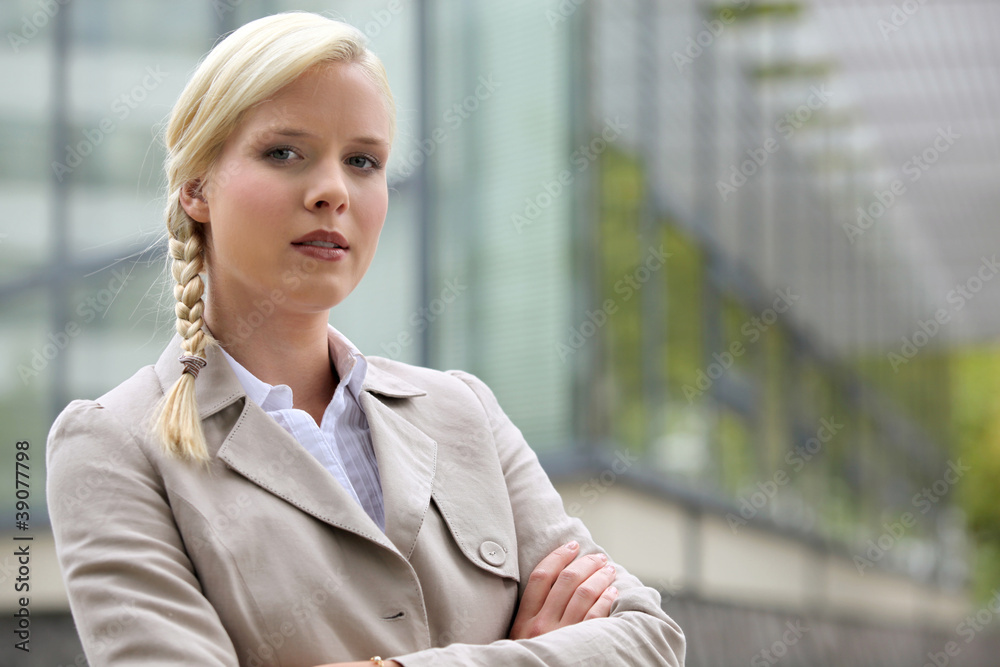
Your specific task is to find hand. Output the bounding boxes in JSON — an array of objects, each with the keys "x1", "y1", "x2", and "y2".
[{"x1": 507, "y1": 540, "x2": 619, "y2": 640}]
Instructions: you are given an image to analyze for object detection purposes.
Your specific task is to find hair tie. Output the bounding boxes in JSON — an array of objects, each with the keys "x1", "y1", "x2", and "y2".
[{"x1": 178, "y1": 355, "x2": 207, "y2": 379}]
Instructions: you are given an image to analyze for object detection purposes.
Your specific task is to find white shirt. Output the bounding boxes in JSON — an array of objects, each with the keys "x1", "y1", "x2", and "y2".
[{"x1": 217, "y1": 324, "x2": 385, "y2": 532}]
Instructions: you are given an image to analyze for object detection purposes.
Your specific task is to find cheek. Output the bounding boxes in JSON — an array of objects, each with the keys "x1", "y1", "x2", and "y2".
[
  {"x1": 358, "y1": 185, "x2": 388, "y2": 231},
  {"x1": 209, "y1": 163, "x2": 295, "y2": 248},
  {"x1": 220, "y1": 165, "x2": 290, "y2": 217},
  {"x1": 358, "y1": 193, "x2": 387, "y2": 261},
  {"x1": 205, "y1": 165, "x2": 288, "y2": 267}
]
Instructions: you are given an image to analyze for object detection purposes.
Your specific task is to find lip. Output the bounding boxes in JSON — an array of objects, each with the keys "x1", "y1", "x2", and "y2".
[
  {"x1": 290, "y1": 229, "x2": 350, "y2": 249},
  {"x1": 293, "y1": 244, "x2": 347, "y2": 262}
]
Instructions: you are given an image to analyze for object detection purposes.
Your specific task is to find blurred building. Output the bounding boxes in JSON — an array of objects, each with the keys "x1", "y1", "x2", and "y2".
[{"x1": 2, "y1": 0, "x2": 999, "y2": 665}]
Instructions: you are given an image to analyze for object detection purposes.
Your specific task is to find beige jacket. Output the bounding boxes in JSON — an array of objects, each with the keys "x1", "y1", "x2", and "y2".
[{"x1": 46, "y1": 333, "x2": 685, "y2": 666}]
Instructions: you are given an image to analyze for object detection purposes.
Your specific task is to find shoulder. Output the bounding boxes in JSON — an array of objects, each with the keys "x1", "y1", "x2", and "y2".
[
  {"x1": 96, "y1": 363, "x2": 166, "y2": 419},
  {"x1": 50, "y1": 362, "x2": 164, "y2": 438},
  {"x1": 364, "y1": 356, "x2": 511, "y2": 434},
  {"x1": 45, "y1": 364, "x2": 164, "y2": 482}
]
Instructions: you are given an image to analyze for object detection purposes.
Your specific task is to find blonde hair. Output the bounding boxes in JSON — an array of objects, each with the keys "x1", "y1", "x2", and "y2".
[{"x1": 153, "y1": 12, "x2": 396, "y2": 463}]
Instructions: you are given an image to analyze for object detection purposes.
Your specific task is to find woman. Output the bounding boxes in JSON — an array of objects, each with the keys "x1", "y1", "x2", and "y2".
[{"x1": 45, "y1": 12, "x2": 685, "y2": 666}]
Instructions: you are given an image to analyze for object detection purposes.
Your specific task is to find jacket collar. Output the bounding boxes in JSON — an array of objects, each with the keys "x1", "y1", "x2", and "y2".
[
  {"x1": 152, "y1": 332, "x2": 433, "y2": 556},
  {"x1": 153, "y1": 332, "x2": 427, "y2": 420}
]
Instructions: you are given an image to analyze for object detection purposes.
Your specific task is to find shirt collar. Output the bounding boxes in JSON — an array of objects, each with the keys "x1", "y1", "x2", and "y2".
[{"x1": 217, "y1": 323, "x2": 369, "y2": 413}]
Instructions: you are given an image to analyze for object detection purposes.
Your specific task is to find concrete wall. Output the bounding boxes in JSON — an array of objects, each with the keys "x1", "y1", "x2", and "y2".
[
  {"x1": 16, "y1": 478, "x2": 970, "y2": 635},
  {"x1": 553, "y1": 477, "x2": 971, "y2": 632}
]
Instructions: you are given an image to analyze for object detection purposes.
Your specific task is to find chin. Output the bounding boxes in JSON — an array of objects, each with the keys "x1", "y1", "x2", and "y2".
[{"x1": 294, "y1": 287, "x2": 356, "y2": 312}]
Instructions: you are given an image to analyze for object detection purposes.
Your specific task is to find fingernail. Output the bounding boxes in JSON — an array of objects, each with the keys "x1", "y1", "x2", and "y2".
[
  {"x1": 609, "y1": 586, "x2": 619, "y2": 596},
  {"x1": 604, "y1": 564, "x2": 616, "y2": 574},
  {"x1": 566, "y1": 540, "x2": 579, "y2": 551},
  {"x1": 598, "y1": 553, "x2": 608, "y2": 563}
]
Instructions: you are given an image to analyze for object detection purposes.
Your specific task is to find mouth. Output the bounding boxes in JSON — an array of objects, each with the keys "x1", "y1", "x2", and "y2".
[
  {"x1": 293, "y1": 240, "x2": 345, "y2": 249},
  {"x1": 290, "y1": 229, "x2": 350, "y2": 250}
]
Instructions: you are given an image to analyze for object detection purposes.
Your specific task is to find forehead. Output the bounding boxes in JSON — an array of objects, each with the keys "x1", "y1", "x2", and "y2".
[{"x1": 238, "y1": 61, "x2": 391, "y2": 142}]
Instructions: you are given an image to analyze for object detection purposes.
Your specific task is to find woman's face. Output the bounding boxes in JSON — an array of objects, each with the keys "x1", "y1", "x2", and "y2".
[{"x1": 185, "y1": 61, "x2": 392, "y2": 320}]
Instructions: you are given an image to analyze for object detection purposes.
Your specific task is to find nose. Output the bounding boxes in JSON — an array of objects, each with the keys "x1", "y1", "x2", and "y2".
[{"x1": 306, "y1": 160, "x2": 349, "y2": 213}]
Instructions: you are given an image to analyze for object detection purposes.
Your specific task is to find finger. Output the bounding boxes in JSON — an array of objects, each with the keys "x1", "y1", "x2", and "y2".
[
  {"x1": 583, "y1": 585, "x2": 618, "y2": 621},
  {"x1": 517, "y1": 541, "x2": 581, "y2": 620},
  {"x1": 559, "y1": 561, "x2": 617, "y2": 623},
  {"x1": 536, "y1": 552, "x2": 609, "y2": 624}
]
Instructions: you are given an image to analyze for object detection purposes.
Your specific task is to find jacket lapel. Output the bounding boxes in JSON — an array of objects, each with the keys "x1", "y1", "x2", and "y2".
[
  {"x1": 359, "y1": 386, "x2": 436, "y2": 559},
  {"x1": 217, "y1": 401, "x2": 397, "y2": 549},
  {"x1": 153, "y1": 333, "x2": 436, "y2": 557},
  {"x1": 155, "y1": 334, "x2": 437, "y2": 558}
]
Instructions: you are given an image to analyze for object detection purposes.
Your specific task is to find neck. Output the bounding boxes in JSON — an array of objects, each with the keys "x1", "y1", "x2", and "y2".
[{"x1": 204, "y1": 295, "x2": 338, "y2": 422}]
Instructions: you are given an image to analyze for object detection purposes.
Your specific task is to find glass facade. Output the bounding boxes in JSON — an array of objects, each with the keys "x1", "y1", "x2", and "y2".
[
  {"x1": 581, "y1": 0, "x2": 964, "y2": 587},
  {"x1": 3, "y1": 0, "x2": 964, "y2": 571},
  {"x1": 2, "y1": 3, "x2": 990, "y2": 658}
]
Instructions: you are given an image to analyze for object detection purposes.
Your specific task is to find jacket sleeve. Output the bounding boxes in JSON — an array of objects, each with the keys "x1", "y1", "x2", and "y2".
[
  {"x1": 392, "y1": 370, "x2": 686, "y2": 666},
  {"x1": 45, "y1": 399, "x2": 240, "y2": 667}
]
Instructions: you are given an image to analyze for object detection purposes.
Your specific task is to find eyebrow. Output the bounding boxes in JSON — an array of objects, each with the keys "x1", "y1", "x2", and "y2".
[
  {"x1": 251, "y1": 127, "x2": 317, "y2": 141},
  {"x1": 351, "y1": 135, "x2": 391, "y2": 147},
  {"x1": 253, "y1": 127, "x2": 389, "y2": 147}
]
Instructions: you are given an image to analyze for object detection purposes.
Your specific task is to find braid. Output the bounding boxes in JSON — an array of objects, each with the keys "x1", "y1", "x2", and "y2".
[
  {"x1": 170, "y1": 232, "x2": 209, "y2": 354},
  {"x1": 153, "y1": 190, "x2": 216, "y2": 464}
]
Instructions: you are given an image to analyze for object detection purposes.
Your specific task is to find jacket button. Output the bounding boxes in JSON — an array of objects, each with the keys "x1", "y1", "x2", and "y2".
[{"x1": 479, "y1": 540, "x2": 506, "y2": 566}]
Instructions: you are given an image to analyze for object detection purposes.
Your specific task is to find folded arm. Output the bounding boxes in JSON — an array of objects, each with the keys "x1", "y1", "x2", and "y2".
[{"x1": 387, "y1": 371, "x2": 686, "y2": 666}]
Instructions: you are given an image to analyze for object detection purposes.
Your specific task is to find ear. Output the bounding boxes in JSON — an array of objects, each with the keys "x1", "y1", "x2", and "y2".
[{"x1": 179, "y1": 179, "x2": 211, "y2": 223}]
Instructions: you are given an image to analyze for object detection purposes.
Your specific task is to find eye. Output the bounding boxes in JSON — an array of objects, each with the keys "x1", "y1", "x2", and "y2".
[
  {"x1": 346, "y1": 154, "x2": 382, "y2": 170},
  {"x1": 265, "y1": 146, "x2": 300, "y2": 162}
]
